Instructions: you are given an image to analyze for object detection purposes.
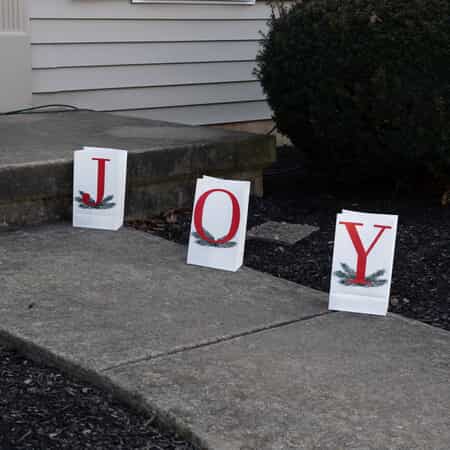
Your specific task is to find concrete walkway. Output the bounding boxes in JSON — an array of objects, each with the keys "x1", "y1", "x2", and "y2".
[{"x1": 0, "y1": 225, "x2": 448, "y2": 449}]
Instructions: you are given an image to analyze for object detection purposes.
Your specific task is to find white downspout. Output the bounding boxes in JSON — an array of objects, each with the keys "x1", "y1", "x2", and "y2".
[{"x1": 0, "y1": 0, "x2": 31, "y2": 112}]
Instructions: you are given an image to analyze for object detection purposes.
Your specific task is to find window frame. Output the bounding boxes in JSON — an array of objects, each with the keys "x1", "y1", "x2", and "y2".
[{"x1": 131, "y1": 0, "x2": 256, "y2": 6}]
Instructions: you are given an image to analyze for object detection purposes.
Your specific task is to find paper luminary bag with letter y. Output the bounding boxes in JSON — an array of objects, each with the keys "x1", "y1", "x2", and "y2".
[
  {"x1": 329, "y1": 210, "x2": 398, "y2": 316},
  {"x1": 187, "y1": 176, "x2": 251, "y2": 272},
  {"x1": 73, "y1": 147, "x2": 128, "y2": 231}
]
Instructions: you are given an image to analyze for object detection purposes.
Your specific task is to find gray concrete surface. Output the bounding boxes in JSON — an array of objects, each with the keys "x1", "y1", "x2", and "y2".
[
  {"x1": 0, "y1": 224, "x2": 448, "y2": 450},
  {"x1": 108, "y1": 313, "x2": 450, "y2": 450},
  {"x1": 0, "y1": 112, "x2": 275, "y2": 225},
  {"x1": 248, "y1": 221, "x2": 319, "y2": 245},
  {"x1": 0, "y1": 225, "x2": 326, "y2": 372}
]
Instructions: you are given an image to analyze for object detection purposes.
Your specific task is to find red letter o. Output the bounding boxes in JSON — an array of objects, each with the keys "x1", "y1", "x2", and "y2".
[{"x1": 193, "y1": 189, "x2": 241, "y2": 245}]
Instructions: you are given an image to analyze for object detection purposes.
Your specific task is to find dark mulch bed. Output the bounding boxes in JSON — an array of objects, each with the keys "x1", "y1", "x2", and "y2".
[
  {"x1": 129, "y1": 149, "x2": 449, "y2": 332},
  {"x1": 0, "y1": 345, "x2": 196, "y2": 450}
]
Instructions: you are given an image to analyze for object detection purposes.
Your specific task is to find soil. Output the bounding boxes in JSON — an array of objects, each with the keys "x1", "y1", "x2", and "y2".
[
  {"x1": 0, "y1": 345, "x2": 197, "y2": 450},
  {"x1": 129, "y1": 148, "x2": 450, "y2": 332}
]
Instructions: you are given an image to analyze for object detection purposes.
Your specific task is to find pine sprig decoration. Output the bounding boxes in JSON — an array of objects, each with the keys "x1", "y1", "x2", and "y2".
[
  {"x1": 334, "y1": 263, "x2": 388, "y2": 287},
  {"x1": 75, "y1": 191, "x2": 116, "y2": 210},
  {"x1": 192, "y1": 229, "x2": 237, "y2": 248},
  {"x1": 341, "y1": 263, "x2": 356, "y2": 278},
  {"x1": 365, "y1": 269, "x2": 386, "y2": 281}
]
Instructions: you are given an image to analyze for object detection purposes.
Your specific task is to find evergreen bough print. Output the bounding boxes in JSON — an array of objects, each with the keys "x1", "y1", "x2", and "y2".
[
  {"x1": 192, "y1": 229, "x2": 237, "y2": 248},
  {"x1": 75, "y1": 192, "x2": 116, "y2": 210},
  {"x1": 334, "y1": 263, "x2": 388, "y2": 287}
]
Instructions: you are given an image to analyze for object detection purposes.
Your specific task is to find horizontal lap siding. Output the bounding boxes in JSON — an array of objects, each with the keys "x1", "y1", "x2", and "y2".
[
  {"x1": 33, "y1": 62, "x2": 257, "y2": 92},
  {"x1": 30, "y1": 1, "x2": 271, "y2": 20},
  {"x1": 33, "y1": 82, "x2": 265, "y2": 110},
  {"x1": 32, "y1": 41, "x2": 261, "y2": 68},
  {"x1": 30, "y1": 0, "x2": 273, "y2": 125},
  {"x1": 31, "y1": 19, "x2": 267, "y2": 43},
  {"x1": 112, "y1": 101, "x2": 271, "y2": 125}
]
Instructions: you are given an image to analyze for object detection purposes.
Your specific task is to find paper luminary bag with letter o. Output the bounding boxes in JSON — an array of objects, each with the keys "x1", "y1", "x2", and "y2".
[
  {"x1": 329, "y1": 210, "x2": 398, "y2": 316},
  {"x1": 73, "y1": 147, "x2": 128, "y2": 231},
  {"x1": 187, "y1": 176, "x2": 250, "y2": 272}
]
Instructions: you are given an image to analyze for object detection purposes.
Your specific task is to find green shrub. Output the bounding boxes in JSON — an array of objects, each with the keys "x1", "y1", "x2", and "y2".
[{"x1": 256, "y1": 0, "x2": 450, "y2": 195}]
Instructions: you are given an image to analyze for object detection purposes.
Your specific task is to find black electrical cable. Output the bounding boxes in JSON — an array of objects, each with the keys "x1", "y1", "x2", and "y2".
[{"x1": 0, "y1": 104, "x2": 95, "y2": 115}]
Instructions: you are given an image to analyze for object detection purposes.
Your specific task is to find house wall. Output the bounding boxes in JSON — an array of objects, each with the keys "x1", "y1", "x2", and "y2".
[
  {"x1": 0, "y1": 0, "x2": 31, "y2": 112},
  {"x1": 29, "y1": 0, "x2": 274, "y2": 125}
]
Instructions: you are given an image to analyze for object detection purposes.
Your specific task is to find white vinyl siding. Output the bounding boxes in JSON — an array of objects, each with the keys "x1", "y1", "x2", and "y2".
[
  {"x1": 32, "y1": 42, "x2": 261, "y2": 68},
  {"x1": 33, "y1": 62, "x2": 257, "y2": 92},
  {"x1": 114, "y1": 101, "x2": 271, "y2": 125},
  {"x1": 31, "y1": 19, "x2": 266, "y2": 43},
  {"x1": 30, "y1": 0, "x2": 273, "y2": 125},
  {"x1": 33, "y1": 82, "x2": 265, "y2": 111}
]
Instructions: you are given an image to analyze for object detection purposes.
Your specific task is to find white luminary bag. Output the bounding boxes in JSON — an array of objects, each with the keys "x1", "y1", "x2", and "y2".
[
  {"x1": 329, "y1": 210, "x2": 398, "y2": 316},
  {"x1": 187, "y1": 176, "x2": 251, "y2": 272},
  {"x1": 73, "y1": 147, "x2": 128, "y2": 231}
]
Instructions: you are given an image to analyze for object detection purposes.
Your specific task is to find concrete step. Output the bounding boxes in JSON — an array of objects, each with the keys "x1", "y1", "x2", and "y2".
[
  {"x1": 0, "y1": 224, "x2": 448, "y2": 450},
  {"x1": 0, "y1": 111, "x2": 275, "y2": 226}
]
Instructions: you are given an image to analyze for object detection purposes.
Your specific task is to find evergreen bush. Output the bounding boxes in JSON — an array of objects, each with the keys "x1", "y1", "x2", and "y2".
[{"x1": 256, "y1": 0, "x2": 450, "y2": 198}]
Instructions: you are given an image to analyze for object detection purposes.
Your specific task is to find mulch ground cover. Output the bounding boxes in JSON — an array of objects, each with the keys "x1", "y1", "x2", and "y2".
[
  {"x1": 129, "y1": 148, "x2": 449, "y2": 332},
  {"x1": 0, "y1": 345, "x2": 196, "y2": 450}
]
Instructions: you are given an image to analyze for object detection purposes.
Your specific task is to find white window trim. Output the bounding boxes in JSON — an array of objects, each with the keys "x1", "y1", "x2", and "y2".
[{"x1": 131, "y1": 0, "x2": 256, "y2": 5}]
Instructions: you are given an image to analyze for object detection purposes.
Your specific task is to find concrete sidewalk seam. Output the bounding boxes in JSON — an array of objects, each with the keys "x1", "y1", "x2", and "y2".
[{"x1": 102, "y1": 311, "x2": 334, "y2": 373}]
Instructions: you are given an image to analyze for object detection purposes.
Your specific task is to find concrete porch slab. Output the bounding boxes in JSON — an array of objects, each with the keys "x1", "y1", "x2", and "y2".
[
  {"x1": 0, "y1": 111, "x2": 275, "y2": 226},
  {"x1": 108, "y1": 313, "x2": 450, "y2": 450},
  {"x1": 0, "y1": 224, "x2": 327, "y2": 373}
]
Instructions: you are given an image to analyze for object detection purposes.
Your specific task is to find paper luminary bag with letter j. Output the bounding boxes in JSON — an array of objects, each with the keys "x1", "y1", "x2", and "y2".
[
  {"x1": 73, "y1": 147, "x2": 128, "y2": 231},
  {"x1": 187, "y1": 176, "x2": 250, "y2": 272},
  {"x1": 329, "y1": 210, "x2": 398, "y2": 316}
]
